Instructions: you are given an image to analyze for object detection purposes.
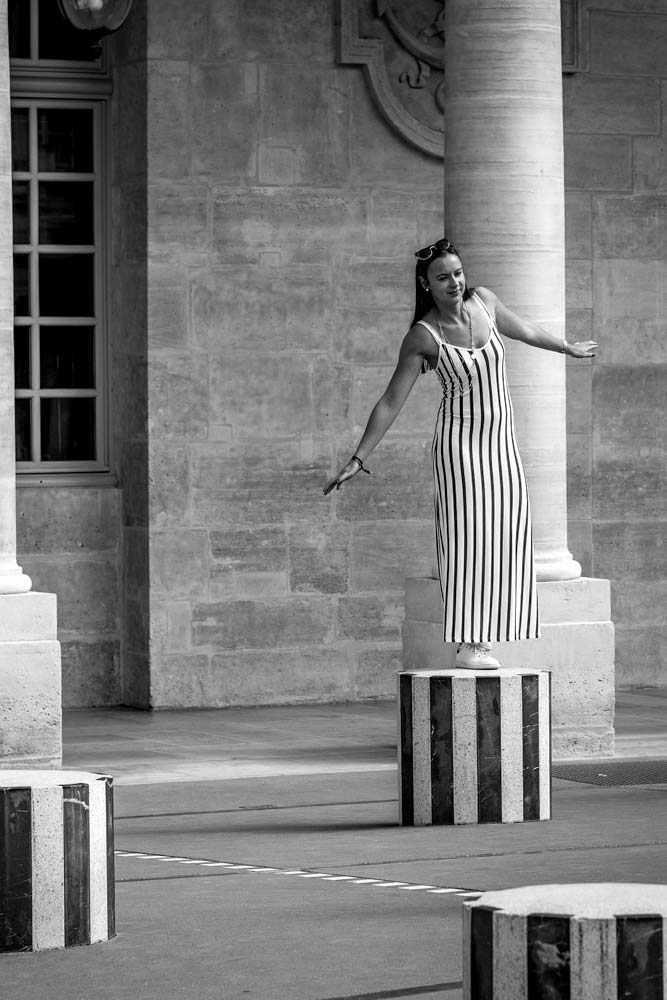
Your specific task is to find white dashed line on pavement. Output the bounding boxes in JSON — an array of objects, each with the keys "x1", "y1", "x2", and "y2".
[{"x1": 115, "y1": 851, "x2": 474, "y2": 898}]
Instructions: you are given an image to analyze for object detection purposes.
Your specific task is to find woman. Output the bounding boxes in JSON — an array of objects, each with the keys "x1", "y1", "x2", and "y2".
[{"x1": 324, "y1": 238, "x2": 597, "y2": 669}]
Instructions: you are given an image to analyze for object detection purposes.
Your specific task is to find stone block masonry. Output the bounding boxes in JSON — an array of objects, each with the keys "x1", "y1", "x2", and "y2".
[
  {"x1": 12, "y1": 0, "x2": 665, "y2": 707},
  {"x1": 132, "y1": 0, "x2": 445, "y2": 707},
  {"x1": 563, "y1": 1, "x2": 667, "y2": 687},
  {"x1": 16, "y1": 489, "x2": 121, "y2": 708},
  {"x1": 0, "y1": 594, "x2": 61, "y2": 767}
]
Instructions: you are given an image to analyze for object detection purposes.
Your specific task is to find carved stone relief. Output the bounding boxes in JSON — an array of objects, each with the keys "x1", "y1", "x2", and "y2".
[
  {"x1": 337, "y1": 0, "x2": 445, "y2": 158},
  {"x1": 337, "y1": 1, "x2": 586, "y2": 159}
]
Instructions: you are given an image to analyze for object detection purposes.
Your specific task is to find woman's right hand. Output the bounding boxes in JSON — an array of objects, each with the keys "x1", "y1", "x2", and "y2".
[{"x1": 323, "y1": 458, "x2": 366, "y2": 496}]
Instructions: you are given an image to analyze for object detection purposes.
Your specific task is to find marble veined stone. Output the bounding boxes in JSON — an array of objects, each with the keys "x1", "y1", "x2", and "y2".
[
  {"x1": 398, "y1": 668, "x2": 551, "y2": 826},
  {"x1": 0, "y1": 771, "x2": 115, "y2": 952},
  {"x1": 463, "y1": 883, "x2": 667, "y2": 1000}
]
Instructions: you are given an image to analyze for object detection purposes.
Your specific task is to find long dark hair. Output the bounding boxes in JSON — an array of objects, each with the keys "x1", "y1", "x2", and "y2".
[{"x1": 410, "y1": 238, "x2": 472, "y2": 327}]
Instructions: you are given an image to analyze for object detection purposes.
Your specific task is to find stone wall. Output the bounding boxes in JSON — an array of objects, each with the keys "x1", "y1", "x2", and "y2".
[
  {"x1": 15, "y1": 5, "x2": 150, "y2": 711},
  {"x1": 14, "y1": 0, "x2": 667, "y2": 706},
  {"x1": 564, "y1": 0, "x2": 667, "y2": 686},
  {"x1": 16, "y1": 487, "x2": 121, "y2": 706},
  {"x1": 141, "y1": 0, "x2": 444, "y2": 706}
]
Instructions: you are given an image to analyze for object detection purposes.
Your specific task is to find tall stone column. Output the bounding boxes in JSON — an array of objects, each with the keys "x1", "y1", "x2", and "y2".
[
  {"x1": 0, "y1": 0, "x2": 61, "y2": 767},
  {"x1": 443, "y1": 0, "x2": 577, "y2": 582},
  {"x1": 402, "y1": 0, "x2": 615, "y2": 758}
]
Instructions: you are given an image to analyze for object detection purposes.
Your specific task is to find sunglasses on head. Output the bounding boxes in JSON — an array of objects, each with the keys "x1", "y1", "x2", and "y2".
[{"x1": 414, "y1": 239, "x2": 456, "y2": 261}]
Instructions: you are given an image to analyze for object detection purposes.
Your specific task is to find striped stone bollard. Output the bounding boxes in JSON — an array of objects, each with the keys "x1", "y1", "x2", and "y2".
[
  {"x1": 0, "y1": 770, "x2": 115, "y2": 951},
  {"x1": 463, "y1": 883, "x2": 667, "y2": 999},
  {"x1": 398, "y1": 668, "x2": 551, "y2": 825}
]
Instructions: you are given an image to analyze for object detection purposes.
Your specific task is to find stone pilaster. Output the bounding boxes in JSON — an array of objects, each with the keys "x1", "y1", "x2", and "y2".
[{"x1": 0, "y1": 0, "x2": 61, "y2": 766}]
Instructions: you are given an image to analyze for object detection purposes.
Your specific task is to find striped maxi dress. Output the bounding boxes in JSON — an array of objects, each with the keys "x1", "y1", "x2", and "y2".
[{"x1": 418, "y1": 292, "x2": 540, "y2": 644}]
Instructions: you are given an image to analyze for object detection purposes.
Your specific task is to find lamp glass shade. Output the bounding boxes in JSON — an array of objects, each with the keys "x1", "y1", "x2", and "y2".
[{"x1": 58, "y1": 0, "x2": 133, "y2": 33}]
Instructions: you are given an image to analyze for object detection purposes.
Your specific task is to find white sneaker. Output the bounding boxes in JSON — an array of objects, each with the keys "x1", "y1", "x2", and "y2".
[{"x1": 455, "y1": 642, "x2": 500, "y2": 670}]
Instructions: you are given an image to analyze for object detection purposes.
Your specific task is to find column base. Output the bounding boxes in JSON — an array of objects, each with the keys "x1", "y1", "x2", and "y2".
[
  {"x1": 0, "y1": 592, "x2": 61, "y2": 768},
  {"x1": 0, "y1": 558, "x2": 32, "y2": 594},
  {"x1": 403, "y1": 578, "x2": 615, "y2": 759},
  {"x1": 535, "y1": 549, "x2": 582, "y2": 582}
]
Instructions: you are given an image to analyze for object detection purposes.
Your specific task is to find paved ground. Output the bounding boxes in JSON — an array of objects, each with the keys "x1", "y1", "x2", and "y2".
[{"x1": 1, "y1": 688, "x2": 666, "y2": 1000}]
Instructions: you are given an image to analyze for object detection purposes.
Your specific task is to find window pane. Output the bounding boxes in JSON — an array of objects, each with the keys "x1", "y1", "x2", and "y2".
[
  {"x1": 41, "y1": 398, "x2": 96, "y2": 461},
  {"x1": 9, "y1": 0, "x2": 30, "y2": 59},
  {"x1": 11, "y1": 109, "x2": 30, "y2": 172},
  {"x1": 13, "y1": 181, "x2": 30, "y2": 244},
  {"x1": 14, "y1": 327, "x2": 31, "y2": 389},
  {"x1": 38, "y1": 0, "x2": 100, "y2": 62},
  {"x1": 39, "y1": 182, "x2": 94, "y2": 245},
  {"x1": 39, "y1": 254, "x2": 94, "y2": 317},
  {"x1": 13, "y1": 254, "x2": 30, "y2": 316},
  {"x1": 38, "y1": 109, "x2": 93, "y2": 173},
  {"x1": 40, "y1": 326, "x2": 95, "y2": 389},
  {"x1": 15, "y1": 399, "x2": 32, "y2": 462}
]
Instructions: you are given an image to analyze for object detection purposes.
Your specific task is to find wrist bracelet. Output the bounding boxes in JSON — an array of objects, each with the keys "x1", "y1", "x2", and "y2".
[
  {"x1": 351, "y1": 455, "x2": 371, "y2": 475},
  {"x1": 562, "y1": 339, "x2": 568, "y2": 355}
]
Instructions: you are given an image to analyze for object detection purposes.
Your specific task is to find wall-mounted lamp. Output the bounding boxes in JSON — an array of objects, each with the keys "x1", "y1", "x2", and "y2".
[{"x1": 58, "y1": 0, "x2": 133, "y2": 36}]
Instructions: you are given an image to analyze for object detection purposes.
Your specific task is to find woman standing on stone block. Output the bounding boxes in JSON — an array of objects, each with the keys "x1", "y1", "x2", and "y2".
[{"x1": 324, "y1": 238, "x2": 597, "y2": 669}]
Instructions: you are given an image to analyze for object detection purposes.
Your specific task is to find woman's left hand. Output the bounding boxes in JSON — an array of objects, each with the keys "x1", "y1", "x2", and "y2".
[
  {"x1": 567, "y1": 340, "x2": 598, "y2": 358},
  {"x1": 323, "y1": 458, "x2": 367, "y2": 496}
]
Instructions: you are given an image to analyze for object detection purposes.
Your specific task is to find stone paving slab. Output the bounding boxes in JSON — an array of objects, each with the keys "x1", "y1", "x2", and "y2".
[{"x1": 0, "y1": 874, "x2": 463, "y2": 1000}]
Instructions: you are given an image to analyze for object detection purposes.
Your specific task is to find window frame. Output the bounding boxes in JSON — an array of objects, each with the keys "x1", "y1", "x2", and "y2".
[{"x1": 11, "y1": 3, "x2": 114, "y2": 485}]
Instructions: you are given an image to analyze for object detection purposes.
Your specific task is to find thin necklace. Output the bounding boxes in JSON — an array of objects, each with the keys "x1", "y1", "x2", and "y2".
[{"x1": 438, "y1": 304, "x2": 474, "y2": 349}]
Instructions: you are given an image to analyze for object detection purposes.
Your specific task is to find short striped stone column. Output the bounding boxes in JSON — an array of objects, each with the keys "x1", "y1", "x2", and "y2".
[
  {"x1": 0, "y1": 770, "x2": 115, "y2": 951},
  {"x1": 398, "y1": 668, "x2": 551, "y2": 825},
  {"x1": 463, "y1": 883, "x2": 667, "y2": 999}
]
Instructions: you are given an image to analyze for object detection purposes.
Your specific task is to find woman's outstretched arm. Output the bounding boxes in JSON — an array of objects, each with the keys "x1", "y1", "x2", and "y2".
[
  {"x1": 475, "y1": 287, "x2": 597, "y2": 359},
  {"x1": 323, "y1": 325, "x2": 430, "y2": 495}
]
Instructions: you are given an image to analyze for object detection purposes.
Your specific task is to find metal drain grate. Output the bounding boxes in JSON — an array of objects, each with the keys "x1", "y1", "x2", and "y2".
[{"x1": 552, "y1": 758, "x2": 667, "y2": 787}]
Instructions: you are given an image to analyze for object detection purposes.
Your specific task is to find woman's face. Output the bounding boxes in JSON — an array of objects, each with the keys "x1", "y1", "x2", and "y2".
[{"x1": 424, "y1": 253, "x2": 466, "y2": 306}]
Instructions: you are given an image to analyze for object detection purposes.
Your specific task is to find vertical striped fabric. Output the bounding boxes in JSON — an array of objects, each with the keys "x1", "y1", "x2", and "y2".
[
  {"x1": 463, "y1": 883, "x2": 667, "y2": 1000},
  {"x1": 0, "y1": 771, "x2": 115, "y2": 952},
  {"x1": 398, "y1": 669, "x2": 551, "y2": 826},
  {"x1": 419, "y1": 292, "x2": 539, "y2": 643}
]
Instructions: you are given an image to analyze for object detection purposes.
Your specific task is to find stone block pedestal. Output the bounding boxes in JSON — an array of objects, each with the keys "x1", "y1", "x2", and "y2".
[
  {"x1": 0, "y1": 770, "x2": 115, "y2": 952},
  {"x1": 398, "y1": 668, "x2": 551, "y2": 826},
  {"x1": 0, "y1": 592, "x2": 61, "y2": 767},
  {"x1": 403, "y1": 577, "x2": 615, "y2": 758},
  {"x1": 463, "y1": 883, "x2": 667, "y2": 999}
]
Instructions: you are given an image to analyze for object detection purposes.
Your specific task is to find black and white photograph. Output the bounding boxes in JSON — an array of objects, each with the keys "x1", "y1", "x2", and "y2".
[{"x1": 1, "y1": 2, "x2": 666, "y2": 998}]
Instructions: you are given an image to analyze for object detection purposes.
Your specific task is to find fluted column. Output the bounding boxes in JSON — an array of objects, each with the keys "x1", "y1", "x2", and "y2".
[
  {"x1": 443, "y1": 0, "x2": 580, "y2": 581},
  {"x1": 0, "y1": 0, "x2": 31, "y2": 595}
]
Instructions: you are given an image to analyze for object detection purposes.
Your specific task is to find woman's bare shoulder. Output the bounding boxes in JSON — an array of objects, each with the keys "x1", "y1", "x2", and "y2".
[
  {"x1": 472, "y1": 285, "x2": 498, "y2": 306},
  {"x1": 406, "y1": 317, "x2": 436, "y2": 345},
  {"x1": 396, "y1": 320, "x2": 435, "y2": 365}
]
